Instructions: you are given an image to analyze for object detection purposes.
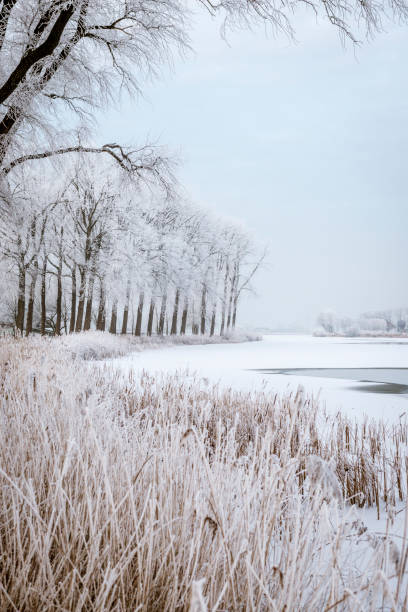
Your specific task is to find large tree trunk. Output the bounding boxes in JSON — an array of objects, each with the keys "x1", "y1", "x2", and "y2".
[
  {"x1": 69, "y1": 265, "x2": 76, "y2": 333},
  {"x1": 200, "y1": 285, "x2": 206, "y2": 335},
  {"x1": 147, "y1": 298, "x2": 155, "y2": 336},
  {"x1": 96, "y1": 280, "x2": 106, "y2": 331},
  {"x1": 121, "y1": 304, "x2": 129, "y2": 335},
  {"x1": 0, "y1": 4, "x2": 79, "y2": 164},
  {"x1": 180, "y1": 298, "x2": 188, "y2": 335},
  {"x1": 121, "y1": 278, "x2": 131, "y2": 334},
  {"x1": 220, "y1": 261, "x2": 229, "y2": 336},
  {"x1": 191, "y1": 302, "x2": 199, "y2": 335},
  {"x1": 210, "y1": 261, "x2": 221, "y2": 338},
  {"x1": 226, "y1": 277, "x2": 235, "y2": 331},
  {"x1": 55, "y1": 240, "x2": 63, "y2": 336},
  {"x1": 231, "y1": 262, "x2": 240, "y2": 329},
  {"x1": 83, "y1": 273, "x2": 95, "y2": 331},
  {"x1": 25, "y1": 261, "x2": 38, "y2": 336},
  {"x1": 171, "y1": 288, "x2": 180, "y2": 335},
  {"x1": 75, "y1": 268, "x2": 86, "y2": 332},
  {"x1": 109, "y1": 299, "x2": 118, "y2": 334},
  {"x1": 210, "y1": 302, "x2": 217, "y2": 337},
  {"x1": 40, "y1": 254, "x2": 47, "y2": 335},
  {"x1": 158, "y1": 293, "x2": 167, "y2": 336},
  {"x1": 84, "y1": 241, "x2": 101, "y2": 331},
  {"x1": 16, "y1": 263, "x2": 26, "y2": 334},
  {"x1": 232, "y1": 294, "x2": 238, "y2": 329},
  {"x1": 135, "y1": 292, "x2": 144, "y2": 336}
]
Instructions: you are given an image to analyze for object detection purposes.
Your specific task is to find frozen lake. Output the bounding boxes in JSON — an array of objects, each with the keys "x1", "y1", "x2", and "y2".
[
  {"x1": 253, "y1": 368, "x2": 408, "y2": 394},
  {"x1": 116, "y1": 335, "x2": 408, "y2": 422}
]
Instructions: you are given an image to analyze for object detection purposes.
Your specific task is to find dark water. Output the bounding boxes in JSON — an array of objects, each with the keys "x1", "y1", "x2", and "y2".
[{"x1": 250, "y1": 368, "x2": 408, "y2": 395}]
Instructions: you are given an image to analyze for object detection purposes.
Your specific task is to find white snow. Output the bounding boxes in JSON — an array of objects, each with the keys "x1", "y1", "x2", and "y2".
[{"x1": 113, "y1": 334, "x2": 408, "y2": 423}]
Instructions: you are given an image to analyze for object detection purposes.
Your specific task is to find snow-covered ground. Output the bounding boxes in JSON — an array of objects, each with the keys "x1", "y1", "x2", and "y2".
[{"x1": 114, "y1": 334, "x2": 408, "y2": 423}]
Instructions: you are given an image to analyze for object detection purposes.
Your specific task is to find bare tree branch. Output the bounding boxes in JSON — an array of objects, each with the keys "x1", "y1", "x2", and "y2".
[
  {"x1": 1, "y1": 141, "x2": 177, "y2": 196},
  {"x1": 0, "y1": 0, "x2": 17, "y2": 52}
]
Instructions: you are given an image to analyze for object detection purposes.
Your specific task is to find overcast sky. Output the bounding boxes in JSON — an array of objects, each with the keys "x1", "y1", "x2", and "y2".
[{"x1": 96, "y1": 8, "x2": 408, "y2": 330}]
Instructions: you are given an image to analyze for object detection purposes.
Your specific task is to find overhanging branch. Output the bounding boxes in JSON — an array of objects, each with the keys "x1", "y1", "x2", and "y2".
[
  {"x1": 3, "y1": 143, "x2": 152, "y2": 174},
  {"x1": 0, "y1": 142, "x2": 177, "y2": 197}
]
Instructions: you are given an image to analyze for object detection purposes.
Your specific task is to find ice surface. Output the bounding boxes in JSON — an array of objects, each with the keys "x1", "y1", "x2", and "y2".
[{"x1": 113, "y1": 334, "x2": 408, "y2": 423}]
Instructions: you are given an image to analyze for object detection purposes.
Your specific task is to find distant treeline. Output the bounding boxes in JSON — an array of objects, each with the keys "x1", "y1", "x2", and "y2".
[{"x1": 315, "y1": 308, "x2": 408, "y2": 336}]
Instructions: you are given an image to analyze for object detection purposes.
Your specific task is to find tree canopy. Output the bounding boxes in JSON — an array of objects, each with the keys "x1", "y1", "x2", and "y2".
[{"x1": 0, "y1": 0, "x2": 407, "y2": 180}]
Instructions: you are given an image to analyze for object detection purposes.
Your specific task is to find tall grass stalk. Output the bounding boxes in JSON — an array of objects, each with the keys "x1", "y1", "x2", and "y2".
[{"x1": 1, "y1": 337, "x2": 407, "y2": 610}]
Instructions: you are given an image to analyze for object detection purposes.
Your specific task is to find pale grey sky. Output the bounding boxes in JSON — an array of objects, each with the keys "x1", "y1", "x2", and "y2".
[{"x1": 96, "y1": 9, "x2": 408, "y2": 330}]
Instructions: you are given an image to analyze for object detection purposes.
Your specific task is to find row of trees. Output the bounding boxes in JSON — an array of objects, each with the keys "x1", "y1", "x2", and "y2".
[
  {"x1": 316, "y1": 309, "x2": 408, "y2": 336},
  {"x1": 0, "y1": 163, "x2": 263, "y2": 336}
]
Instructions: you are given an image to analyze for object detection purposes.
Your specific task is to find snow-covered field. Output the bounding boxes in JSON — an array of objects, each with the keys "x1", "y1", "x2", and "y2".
[{"x1": 114, "y1": 334, "x2": 408, "y2": 422}]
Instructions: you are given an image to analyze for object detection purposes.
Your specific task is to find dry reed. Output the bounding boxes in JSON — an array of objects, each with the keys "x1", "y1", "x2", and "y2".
[{"x1": 1, "y1": 336, "x2": 407, "y2": 610}]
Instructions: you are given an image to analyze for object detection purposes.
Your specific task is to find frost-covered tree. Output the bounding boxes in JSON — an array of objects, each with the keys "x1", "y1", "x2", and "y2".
[
  {"x1": 1, "y1": 0, "x2": 407, "y2": 185},
  {"x1": 317, "y1": 310, "x2": 337, "y2": 335},
  {"x1": 0, "y1": 0, "x2": 187, "y2": 187},
  {"x1": 0, "y1": 163, "x2": 264, "y2": 336}
]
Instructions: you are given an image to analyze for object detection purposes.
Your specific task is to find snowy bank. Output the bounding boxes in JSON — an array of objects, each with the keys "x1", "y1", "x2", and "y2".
[{"x1": 12, "y1": 329, "x2": 262, "y2": 361}]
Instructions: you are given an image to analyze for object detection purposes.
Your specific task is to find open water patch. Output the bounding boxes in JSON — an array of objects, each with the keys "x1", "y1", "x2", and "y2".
[{"x1": 250, "y1": 368, "x2": 408, "y2": 395}]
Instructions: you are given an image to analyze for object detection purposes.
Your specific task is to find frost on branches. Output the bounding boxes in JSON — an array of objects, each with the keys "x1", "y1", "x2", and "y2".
[
  {"x1": 1, "y1": 0, "x2": 407, "y2": 179},
  {"x1": 0, "y1": 161, "x2": 265, "y2": 336}
]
